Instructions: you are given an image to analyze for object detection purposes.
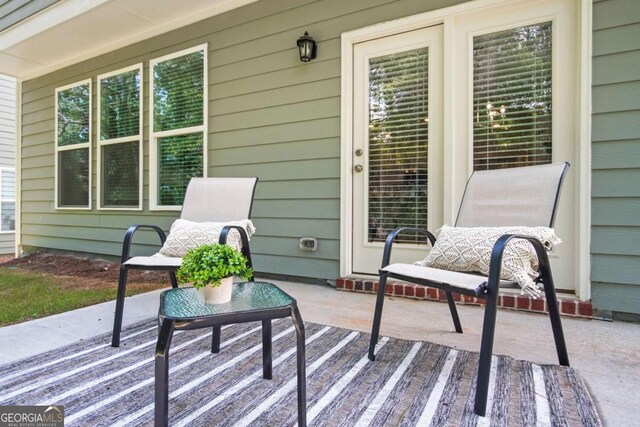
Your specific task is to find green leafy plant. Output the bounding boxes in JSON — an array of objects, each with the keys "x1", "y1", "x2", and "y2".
[{"x1": 176, "y1": 244, "x2": 252, "y2": 289}]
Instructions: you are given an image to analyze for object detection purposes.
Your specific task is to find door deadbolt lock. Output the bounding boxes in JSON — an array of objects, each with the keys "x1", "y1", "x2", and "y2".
[
  {"x1": 355, "y1": 149, "x2": 363, "y2": 156},
  {"x1": 354, "y1": 165, "x2": 363, "y2": 173}
]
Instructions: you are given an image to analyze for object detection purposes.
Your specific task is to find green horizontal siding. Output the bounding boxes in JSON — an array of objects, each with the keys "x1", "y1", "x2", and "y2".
[
  {"x1": 20, "y1": 0, "x2": 467, "y2": 279},
  {"x1": 212, "y1": 59, "x2": 341, "y2": 100},
  {"x1": 593, "y1": 23, "x2": 640, "y2": 56},
  {"x1": 212, "y1": 139, "x2": 339, "y2": 166},
  {"x1": 255, "y1": 218, "x2": 339, "y2": 239},
  {"x1": 208, "y1": 98, "x2": 340, "y2": 133},
  {"x1": 592, "y1": 226, "x2": 640, "y2": 256},
  {"x1": 256, "y1": 179, "x2": 339, "y2": 200},
  {"x1": 214, "y1": 159, "x2": 339, "y2": 181},
  {"x1": 592, "y1": 110, "x2": 640, "y2": 141},
  {"x1": 254, "y1": 253, "x2": 339, "y2": 279},
  {"x1": 592, "y1": 169, "x2": 640, "y2": 197},
  {"x1": 592, "y1": 198, "x2": 640, "y2": 226},
  {"x1": 592, "y1": 139, "x2": 640, "y2": 169},
  {"x1": 211, "y1": 118, "x2": 340, "y2": 149},
  {"x1": 591, "y1": 0, "x2": 640, "y2": 314},
  {"x1": 253, "y1": 199, "x2": 339, "y2": 219},
  {"x1": 210, "y1": 79, "x2": 340, "y2": 116},
  {"x1": 592, "y1": 282, "x2": 640, "y2": 314},
  {"x1": 593, "y1": 0, "x2": 640, "y2": 30},
  {"x1": 592, "y1": 81, "x2": 640, "y2": 114},
  {"x1": 592, "y1": 254, "x2": 640, "y2": 286}
]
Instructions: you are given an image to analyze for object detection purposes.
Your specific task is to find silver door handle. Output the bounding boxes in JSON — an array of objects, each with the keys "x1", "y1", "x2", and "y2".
[{"x1": 354, "y1": 165, "x2": 363, "y2": 173}]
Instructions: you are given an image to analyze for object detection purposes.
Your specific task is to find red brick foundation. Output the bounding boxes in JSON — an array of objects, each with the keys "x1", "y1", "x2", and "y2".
[{"x1": 336, "y1": 277, "x2": 593, "y2": 319}]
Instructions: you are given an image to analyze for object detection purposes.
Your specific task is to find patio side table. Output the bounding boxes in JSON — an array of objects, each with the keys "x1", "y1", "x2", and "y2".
[{"x1": 154, "y1": 281, "x2": 306, "y2": 427}]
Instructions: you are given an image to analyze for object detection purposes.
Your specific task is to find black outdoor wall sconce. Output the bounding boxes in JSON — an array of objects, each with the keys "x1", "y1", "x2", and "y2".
[{"x1": 297, "y1": 31, "x2": 317, "y2": 62}]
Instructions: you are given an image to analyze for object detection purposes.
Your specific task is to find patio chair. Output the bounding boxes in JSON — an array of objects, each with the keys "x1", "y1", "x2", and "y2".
[
  {"x1": 111, "y1": 177, "x2": 258, "y2": 347},
  {"x1": 368, "y1": 162, "x2": 570, "y2": 417}
]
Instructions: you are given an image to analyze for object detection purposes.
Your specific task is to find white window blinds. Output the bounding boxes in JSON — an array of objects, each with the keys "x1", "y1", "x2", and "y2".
[
  {"x1": 152, "y1": 50, "x2": 204, "y2": 132},
  {"x1": 472, "y1": 22, "x2": 552, "y2": 171},
  {"x1": 98, "y1": 65, "x2": 142, "y2": 209},
  {"x1": 151, "y1": 46, "x2": 206, "y2": 208},
  {"x1": 55, "y1": 80, "x2": 91, "y2": 209},
  {"x1": 100, "y1": 68, "x2": 140, "y2": 140},
  {"x1": 368, "y1": 48, "x2": 429, "y2": 244}
]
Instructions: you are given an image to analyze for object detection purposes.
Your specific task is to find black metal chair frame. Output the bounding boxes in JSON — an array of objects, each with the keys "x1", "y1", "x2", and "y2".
[
  {"x1": 111, "y1": 176, "x2": 259, "y2": 348},
  {"x1": 154, "y1": 284, "x2": 306, "y2": 427},
  {"x1": 368, "y1": 164, "x2": 571, "y2": 417},
  {"x1": 111, "y1": 225, "x2": 255, "y2": 347}
]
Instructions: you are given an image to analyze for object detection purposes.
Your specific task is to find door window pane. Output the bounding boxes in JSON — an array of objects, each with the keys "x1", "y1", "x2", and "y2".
[
  {"x1": 368, "y1": 48, "x2": 429, "y2": 244},
  {"x1": 473, "y1": 22, "x2": 552, "y2": 170}
]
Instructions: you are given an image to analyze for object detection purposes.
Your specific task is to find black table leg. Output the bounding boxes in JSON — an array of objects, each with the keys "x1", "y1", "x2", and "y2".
[
  {"x1": 291, "y1": 304, "x2": 307, "y2": 427},
  {"x1": 211, "y1": 326, "x2": 221, "y2": 353},
  {"x1": 155, "y1": 319, "x2": 175, "y2": 427},
  {"x1": 262, "y1": 319, "x2": 272, "y2": 379}
]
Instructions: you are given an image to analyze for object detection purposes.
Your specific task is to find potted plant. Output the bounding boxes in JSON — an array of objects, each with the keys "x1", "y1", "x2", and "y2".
[{"x1": 177, "y1": 243, "x2": 253, "y2": 304}]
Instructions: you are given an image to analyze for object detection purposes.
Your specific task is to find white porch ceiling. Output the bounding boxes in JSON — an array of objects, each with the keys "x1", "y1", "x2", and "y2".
[{"x1": 0, "y1": 0, "x2": 258, "y2": 80}]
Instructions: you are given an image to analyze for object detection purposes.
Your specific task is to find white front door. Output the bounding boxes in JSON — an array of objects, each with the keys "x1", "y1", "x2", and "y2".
[{"x1": 352, "y1": 26, "x2": 443, "y2": 274}]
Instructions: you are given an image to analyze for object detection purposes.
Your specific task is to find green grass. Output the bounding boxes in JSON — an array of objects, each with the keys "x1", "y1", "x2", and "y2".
[{"x1": 0, "y1": 268, "x2": 161, "y2": 326}]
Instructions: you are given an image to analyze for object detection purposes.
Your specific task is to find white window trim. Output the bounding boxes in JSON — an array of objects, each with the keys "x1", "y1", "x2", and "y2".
[
  {"x1": 0, "y1": 166, "x2": 16, "y2": 234},
  {"x1": 97, "y1": 63, "x2": 143, "y2": 211},
  {"x1": 340, "y1": 0, "x2": 592, "y2": 300},
  {"x1": 54, "y1": 78, "x2": 92, "y2": 210},
  {"x1": 149, "y1": 43, "x2": 208, "y2": 211},
  {"x1": 15, "y1": 78, "x2": 22, "y2": 256}
]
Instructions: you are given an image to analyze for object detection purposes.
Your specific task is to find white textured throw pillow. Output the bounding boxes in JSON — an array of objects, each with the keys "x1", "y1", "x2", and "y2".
[
  {"x1": 159, "y1": 219, "x2": 256, "y2": 257},
  {"x1": 418, "y1": 225, "x2": 561, "y2": 296}
]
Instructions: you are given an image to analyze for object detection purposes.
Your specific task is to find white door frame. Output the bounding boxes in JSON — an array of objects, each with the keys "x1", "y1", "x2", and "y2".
[
  {"x1": 340, "y1": 0, "x2": 592, "y2": 300},
  {"x1": 351, "y1": 26, "x2": 443, "y2": 275}
]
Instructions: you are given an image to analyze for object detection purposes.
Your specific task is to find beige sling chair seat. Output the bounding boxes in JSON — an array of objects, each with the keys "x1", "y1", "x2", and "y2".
[
  {"x1": 368, "y1": 162, "x2": 571, "y2": 417},
  {"x1": 111, "y1": 177, "x2": 258, "y2": 347}
]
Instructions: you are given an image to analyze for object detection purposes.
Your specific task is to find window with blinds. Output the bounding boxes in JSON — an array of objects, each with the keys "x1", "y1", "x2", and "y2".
[
  {"x1": 0, "y1": 168, "x2": 15, "y2": 232},
  {"x1": 98, "y1": 65, "x2": 142, "y2": 208},
  {"x1": 151, "y1": 46, "x2": 206, "y2": 208},
  {"x1": 55, "y1": 80, "x2": 91, "y2": 209},
  {"x1": 472, "y1": 22, "x2": 552, "y2": 171},
  {"x1": 368, "y1": 48, "x2": 429, "y2": 244},
  {"x1": 158, "y1": 134, "x2": 203, "y2": 205}
]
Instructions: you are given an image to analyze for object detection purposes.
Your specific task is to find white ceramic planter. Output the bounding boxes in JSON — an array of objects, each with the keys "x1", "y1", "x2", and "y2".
[{"x1": 198, "y1": 276, "x2": 233, "y2": 304}]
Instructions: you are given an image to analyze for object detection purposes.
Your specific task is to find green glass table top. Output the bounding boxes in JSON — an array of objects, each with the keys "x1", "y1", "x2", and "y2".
[{"x1": 160, "y1": 281, "x2": 295, "y2": 320}]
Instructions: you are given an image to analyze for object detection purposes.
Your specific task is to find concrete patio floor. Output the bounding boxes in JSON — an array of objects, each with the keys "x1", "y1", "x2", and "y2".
[{"x1": 0, "y1": 279, "x2": 637, "y2": 426}]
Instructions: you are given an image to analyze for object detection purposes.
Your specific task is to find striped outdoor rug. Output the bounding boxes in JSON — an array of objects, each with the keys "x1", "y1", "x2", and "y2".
[{"x1": 0, "y1": 319, "x2": 600, "y2": 426}]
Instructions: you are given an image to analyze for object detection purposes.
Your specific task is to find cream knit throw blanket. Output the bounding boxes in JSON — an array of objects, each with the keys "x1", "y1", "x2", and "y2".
[{"x1": 418, "y1": 225, "x2": 561, "y2": 297}]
